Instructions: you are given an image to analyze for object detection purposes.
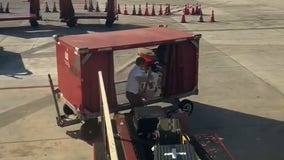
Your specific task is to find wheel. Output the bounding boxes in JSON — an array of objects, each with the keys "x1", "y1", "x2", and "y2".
[
  {"x1": 178, "y1": 99, "x2": 194, "y2": 115},
  {"x1": 56, "y1": 117, "x2": 64, "y2": 127},
  {"x1": 63, "y1": 104, "x2": 74, "y2": 115},
  {"x1": 29, "y1": 20, "x2": 39, "y2": 27},
  {"x1": 105, "y1": 20, "x2": 114, "y2": 27},
  {"x1": 80, "y1": 119, "x2": 100, "y2": 141},
  {"x1": 66, "y1": 18, "x2": 77, "y2": 27}
]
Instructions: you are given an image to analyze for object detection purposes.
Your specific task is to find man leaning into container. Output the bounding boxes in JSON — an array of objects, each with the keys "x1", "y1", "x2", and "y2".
[{"x1": 126, "y1": 57, "x2": 153, "y2": 113}]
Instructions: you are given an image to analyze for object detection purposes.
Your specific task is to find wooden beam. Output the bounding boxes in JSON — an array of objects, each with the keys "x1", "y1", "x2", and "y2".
[{"x1": 98, "y1": 71, "x2": 118, "y2": 160}]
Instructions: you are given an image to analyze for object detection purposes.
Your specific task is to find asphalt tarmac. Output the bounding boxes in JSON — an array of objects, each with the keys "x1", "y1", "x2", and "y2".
[{"x1": 0, "y1": 0, "x2": 284, "y2": 159}]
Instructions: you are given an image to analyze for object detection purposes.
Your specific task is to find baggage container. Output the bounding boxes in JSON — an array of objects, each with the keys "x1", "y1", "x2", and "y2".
[{"x1": 50, "y1": 27, "x2": 201, "y2": 127}]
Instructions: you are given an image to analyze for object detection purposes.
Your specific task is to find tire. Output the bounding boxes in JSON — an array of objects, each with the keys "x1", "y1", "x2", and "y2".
[
  {"x1": 178, "y1": 99, "x2": 194, "y2": 116},
  {"x1": 29, "y1": 20, "x2": 39, "y2": 27},
  {"x1": 105, "y1": 20, "x2": 114, "y2": 27},
  {"x1": 66, "y1": 18, "x2": 77, "y2": 27}
]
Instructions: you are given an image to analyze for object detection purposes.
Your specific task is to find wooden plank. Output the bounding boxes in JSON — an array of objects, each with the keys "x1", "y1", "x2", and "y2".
[{"x1": 98, "y1": 71, "x2": 118, "y2": 160}]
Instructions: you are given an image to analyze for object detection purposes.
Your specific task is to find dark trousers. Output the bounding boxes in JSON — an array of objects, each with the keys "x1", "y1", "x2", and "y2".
[{"x1": 126, "y1": 91, "x2": 144, "y2": 110}]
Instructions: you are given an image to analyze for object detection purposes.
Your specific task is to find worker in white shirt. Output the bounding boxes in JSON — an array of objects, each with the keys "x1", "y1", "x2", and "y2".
[{"x1": 126, "y1": 57, "x2": 153, "y2": 112}]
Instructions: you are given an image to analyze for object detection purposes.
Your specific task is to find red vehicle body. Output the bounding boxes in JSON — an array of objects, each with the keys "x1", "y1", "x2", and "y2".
[{"x1": 51, "y1": 27, "x2": 201, "y2": 124}]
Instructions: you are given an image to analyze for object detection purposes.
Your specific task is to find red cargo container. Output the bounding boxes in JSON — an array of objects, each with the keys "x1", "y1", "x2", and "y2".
[{"x1": 51, "y1": 27, "x2": 201, "y2": 126}]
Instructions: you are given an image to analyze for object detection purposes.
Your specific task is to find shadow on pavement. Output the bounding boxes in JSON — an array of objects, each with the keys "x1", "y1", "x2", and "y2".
[
  {"x1": 0, "y1": 23, "x2": 147, "y2": 39},
  {"x1": 189, "y1": 101, "x2": 284, "y2": 160},
  {"x1": 0, "y1": 47, "x2": 32, "y2": 78}
]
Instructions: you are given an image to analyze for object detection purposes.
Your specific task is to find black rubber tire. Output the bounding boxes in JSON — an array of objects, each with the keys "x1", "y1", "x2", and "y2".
[
  {"x1": 178, "y1": 99, "x2": 194, "y2": 116},
  {"x1": 105, "y1": 20, "x2": 114, "y2": 27},
  {"x1": 66, "y1": 18, "x2": 77, "y2": 27},
  {"x1": 29, "y1": 20, "x2": 39, "y2": 27}
]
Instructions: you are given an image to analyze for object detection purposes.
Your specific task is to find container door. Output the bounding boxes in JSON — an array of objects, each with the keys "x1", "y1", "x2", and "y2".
[{"x1": 161, "y1": 40, "x2": 199, "y2": 97}]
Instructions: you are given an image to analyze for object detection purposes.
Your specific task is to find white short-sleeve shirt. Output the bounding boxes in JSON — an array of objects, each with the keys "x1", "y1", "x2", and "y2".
[{"x1": 126, "y1": 65, "x2": 146, "y2": 94}]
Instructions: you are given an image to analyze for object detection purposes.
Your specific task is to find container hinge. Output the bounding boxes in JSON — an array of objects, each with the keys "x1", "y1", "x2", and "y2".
[
  {"x1": 191, "y1": 34, "x2": 202, "y2": 49},
  {"x1": 52, "y1": 34, "x2": 63, "y2": 41},
  {"x1": 75, "y1": 47, "x2": 89, "y2": 54}
]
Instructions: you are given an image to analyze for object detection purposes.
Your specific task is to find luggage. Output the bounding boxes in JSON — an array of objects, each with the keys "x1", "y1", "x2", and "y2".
[
  {"x1": 158, "y1": 118, "x2": 182, "y2": 145},
  {"x1": 153, "y1": 144, "x2": 197, "y2": 160},
  {"x1": 133, "y1": 106, "x2": 166, "y2": 134}
]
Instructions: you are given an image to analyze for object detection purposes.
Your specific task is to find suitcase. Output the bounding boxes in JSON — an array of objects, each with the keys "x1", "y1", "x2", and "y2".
[
  {"x1": 153, "y1": 144, "x2": 197, "y2": 160},
  {"x1": 158, "y1": 118, "x2": 182, "y2": 145},
  {"x1": 133, "y1": 106, "x2": 166, "y2": 134}
]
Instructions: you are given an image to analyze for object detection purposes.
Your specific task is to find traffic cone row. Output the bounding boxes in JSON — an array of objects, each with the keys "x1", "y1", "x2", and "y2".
[
  {"x1": 118, "y1": 3, "x2": 172, "y2": 16},
  {"x1": 85, "y1": 0, "x2": 102, "y2": 12},
  {"x1": 182, "y1": 3, "x2": 202, "y2": 15},
  {"x1": 180, "y1": 9, "x2": 216, "y2": 23},
  {"x1": 0, "y1": 2, "x2": 9, "y2": 13},
  {"x1": 44, "y1": 1, "x2": 58, "y2": 13}
]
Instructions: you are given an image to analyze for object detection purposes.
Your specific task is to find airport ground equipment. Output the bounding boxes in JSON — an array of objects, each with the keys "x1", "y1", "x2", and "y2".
[
  {"x1": 0, "y1": 0, "x2": 41, "y2": 27},
  {"x1": 49, "y1": 27, "x2": 206, "y2": 159},
  {"x1": 59, "y1": 0, "x2": 118, "y2": 27}
]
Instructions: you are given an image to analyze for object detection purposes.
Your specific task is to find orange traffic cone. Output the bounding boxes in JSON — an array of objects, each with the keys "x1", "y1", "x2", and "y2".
[
  {"x1": 184, "y1": 4, "x2": 190, "y2": 15},
  {"x1": 45, "y1": 1, "x2": 50, "y2": 12},
  {"x1": 137, "y1": 4, "x2": 142, "y2": 15},
  {"x1": 117, "y1": 4, "x2": 121, "y2": 14},
  {"x1": 88, "y1": 0, "x2": 94, "y2": 12},
  {"x1": 210, "y1": 10, "x2": 215, "y2": 22},
  {"x1": 104, "y1": 2, "x2": 108, "y2": 12},
  {"x1": 151, "y1": 4, "x2": 156, "y2": 16},
  {"x1": 132, "y1": 4, "x2": 136, "y2": 15},
  {"x1": 181, "y1": 14, "x2": 186, "y2": 23},
  {"x1": 52, "y1": 1, "x2": 58, "y2": 13},
  {"x1": 199, "y1": 10, "x2": 204, "y2": 22},
  {"x1": 144, "y1": 2, "x2": 149, "y2": 16},
  {"x1": 95, "y1": 1, "x2": 100, "y2": 12},
  {"x1": 196, "y1": 4, "x2": 202, "y2": 15},
  {"x1": 158, "y1": 4, "x2": 163, "y2": 16},
  {"x1": 195, "y1": 4, "x2": 199, "y2": 15},
  {"x1": 191, "y1": 6, "x2": 195, "y2": 15},
  {"x1": 123, "y1": 4, "x2": 128, "y2": 15},
  {"x1": 84, "y1": 0, "x2": 88, "y2": 10},
  {"x1": 164, "y1": 4, "x2": 171, "y2": 15},
  {"x1": 0, "y1": 2, "x2": 3, "y2": 13},
  {"x1": 5, "y1": 2, "x2": 9, "y2": 13}
]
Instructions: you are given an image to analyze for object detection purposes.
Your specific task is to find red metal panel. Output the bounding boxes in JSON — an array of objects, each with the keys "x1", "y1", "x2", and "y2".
[
  {"x1": 56, "y1": 42, "x2": 82, "y2": 109},
  {"x1": 58, "y1": 27, "x2": 194, "y2": 51},
  {"x1": 81, "y1": 51, "x2": 117, "y2": 113},
  {"x1": 114, "y1": 114, "x2": 137, "y2": 160},
  {"x1": 162, "y1": 41, "x2": 198, "y2": 96}
]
